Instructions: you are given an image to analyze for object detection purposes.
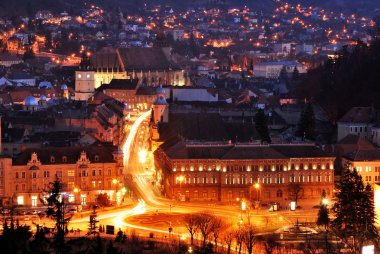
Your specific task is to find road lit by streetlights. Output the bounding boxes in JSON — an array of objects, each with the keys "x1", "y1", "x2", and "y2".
[
  {"x1": 138, "y1": 149, "x2": 147, "y2": 164},
  {"x1": 122, "y1": 110, "x2": 151, "y2": 167}
]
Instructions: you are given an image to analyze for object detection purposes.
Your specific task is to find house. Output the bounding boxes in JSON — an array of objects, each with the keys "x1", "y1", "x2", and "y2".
[
  {"x1": 337, "y1": 107, "x2": 375, "y2": 142},
  {"x1": 253, "y1": 61, "x2": 307, "y2": 79},
  {"x1": 0, "y1": 53, "x2": 23, "y2": 67}
]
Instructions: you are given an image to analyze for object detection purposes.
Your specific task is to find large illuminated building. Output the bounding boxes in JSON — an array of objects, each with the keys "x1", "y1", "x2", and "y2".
[
  {"x1": 155, "y1": 141, "x2": 335, "y2": 208},
  {"x1": 75, "y1": 47, "x2": 186, "y2": 101},
  {"x1": 0, "y1": 146, "x2": 124, "y2": 207}
]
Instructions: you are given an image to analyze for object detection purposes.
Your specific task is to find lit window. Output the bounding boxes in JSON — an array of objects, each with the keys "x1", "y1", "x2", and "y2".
[
  {"x1": 78, "y1": 74, "x2": 82, "y2": 78},
  {"x1": 86, "y1": 74, "x2": 91, "y2": 79},
  {"x1": 17, "y1": 196, "x2": 24, "y2": 205}
]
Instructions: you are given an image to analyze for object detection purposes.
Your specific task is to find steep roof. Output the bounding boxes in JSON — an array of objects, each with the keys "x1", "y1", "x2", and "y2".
[
  {"x1": 117, "y1": 47, "x2": 175, "y2": 71},
  {"x1": 13, "y1": 146, "x2": 116, "y2": 165},
  {"x1": 338, "y1": 134, "x2": 375, "y2": 149},
  {"x1": 101, "y1": 79, "x2": 139, "y2": 90},
  {"x1": 343, "y1": 149, "x2": 380, "y2": 162},
  {"x1": 160, "y1": 142, "x2": 332, "y2": 160},
  {"x1": 338, "y1": 107, "x2": 375, "y2": 123}
]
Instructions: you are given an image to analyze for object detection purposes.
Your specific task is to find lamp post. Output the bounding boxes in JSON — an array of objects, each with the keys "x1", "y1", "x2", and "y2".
[
  {"x1": 177, "y1": 175, "x2": 184, "y2": 201},
  {"x1": 254, "y1": 183, "x2": 260, "y2": 201},
  {"x1": 112, "y1": 179, "x2": 118, "y2": 206}
]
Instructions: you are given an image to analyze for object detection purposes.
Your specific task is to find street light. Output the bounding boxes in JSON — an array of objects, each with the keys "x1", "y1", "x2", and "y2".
[
  {"x1": 112, "y1": 179, "x2": 119, "y2": 205},
  {"x1": 176, "y1": 176, "x2": 184, "y2": 201},
  {"x1": 322, "y1": 198, "x2": 329, "y2": 206}
]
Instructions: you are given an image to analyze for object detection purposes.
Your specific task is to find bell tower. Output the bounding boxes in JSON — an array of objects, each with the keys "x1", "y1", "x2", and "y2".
[{"x1": 75, "y1": 53, "x2": 95, "y2": 101}]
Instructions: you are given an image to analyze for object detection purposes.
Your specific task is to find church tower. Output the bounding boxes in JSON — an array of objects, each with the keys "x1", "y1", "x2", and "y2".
[
  {"x1": 151, "y1": 86, "x2": 168, "y2": 141},
  {"x1": 74, "y1": 54, "x2": 95, "y2": 101}
]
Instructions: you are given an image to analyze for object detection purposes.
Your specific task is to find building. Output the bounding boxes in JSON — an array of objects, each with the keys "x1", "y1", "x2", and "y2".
[
  {"x1": 0, "y1": 53, "x2": 23, "y2": 67},
  {"x1": 75, "y1": 47, "x2": 186, "y2": 101},
  {"x1": 342, "y1": 148, "x2": 380, "y2": 187},
  {"x1": 337, "y1": 107, "x2": 375, "y2": 142},
  {"x1": 1, "y1": 146, "x2": 124, "y2": 207},
  {"x1": 253, "y1": 61, "x2": 307, "y2": 79},
  {"x1": 155, "y1": 141, "x2": 334, "y2": 208}
]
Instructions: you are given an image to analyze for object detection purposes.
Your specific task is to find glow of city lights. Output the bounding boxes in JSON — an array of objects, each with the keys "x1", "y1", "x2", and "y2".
[
  {"x1": 138, "y1": 149, "x2": 147, "y2": 164},
  {"x1": 122, "y1": 111, "x2": 151, "y2": 167}
]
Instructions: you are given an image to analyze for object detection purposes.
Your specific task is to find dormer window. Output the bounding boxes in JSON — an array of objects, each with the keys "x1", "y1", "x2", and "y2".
[
  {"x1": 50, "y1": 156, "x2": 55, "y2": 163},
  {"x1": 62, "y1": 156, "x2": 67, "y2": 163},
  {"x1": 94, "y1": 155, "x2": 99, "y2": 162}
]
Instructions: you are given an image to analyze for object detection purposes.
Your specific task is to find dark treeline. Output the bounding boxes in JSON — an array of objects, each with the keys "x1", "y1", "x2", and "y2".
[{"x1": 296, "y1": 39, "x2": 380, "y2": 122}]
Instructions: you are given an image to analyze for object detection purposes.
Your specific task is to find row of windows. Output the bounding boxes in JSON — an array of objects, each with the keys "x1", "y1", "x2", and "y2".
[
  {"x1": 16, "y1": 169, "x2": 113, "y2": 179},
  {"x1": 175, "y1": 175, "x2": 331, "y2": 185},
  {"x1": 174, "y1": 163, "x2": 333, "y2": 172}
]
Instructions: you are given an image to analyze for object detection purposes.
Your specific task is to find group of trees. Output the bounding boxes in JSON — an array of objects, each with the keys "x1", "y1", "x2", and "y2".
[
  {"x1": 296, "y1": 38, "x2": 380, "y2": 122},
  {"x1": 184, "y1": 211, "x2": 275, "y2": 254},
  {"x1": 315, "y1": 164, "x2": 380, "y2": 254}
]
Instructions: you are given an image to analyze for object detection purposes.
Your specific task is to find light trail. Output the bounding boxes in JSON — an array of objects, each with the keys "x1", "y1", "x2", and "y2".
[{"x1": 122, "y1": 110, "x2": 151, "y2": 168}]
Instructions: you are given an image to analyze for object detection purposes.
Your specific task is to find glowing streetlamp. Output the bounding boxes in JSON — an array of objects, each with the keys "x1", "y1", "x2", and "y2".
[
  {"x1": 112, "y1": 179, "x2": 119, "y2": 205},
  {"x1": 177, "y1": 175, "x2": 184, "y2": 201},
  {"x1": 322, "y1": 198, "x2": 329, "y2": 206},
  {"x1": 254, "y1": 183, "x2": 260, "y2": 202},
  {"x1": 138, "y1": 149, "x2": 147, "y2": 164}
]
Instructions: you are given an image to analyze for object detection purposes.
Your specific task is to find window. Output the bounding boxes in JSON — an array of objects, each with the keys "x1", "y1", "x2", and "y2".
[
  {"x1": 17, "y1": 196, "x2": 24, "y2": 205},
  {"x1": 68, "y1": 170, "x2": 75, "y2": 177},
  {"x1": 308, "y1": 175, "x2": 313, "y2": 182},
  {"x1": 299, "y1": 175, "x2": 304, "y2": 182},
  {"x1": 32, "y1": 172, "x2": 37, "y2": 178},
  {"x1": 317, "y1": 175, "x2": 321, "y2": 182},
  {"x1": 107, "y1": 169, "x2": 111, "y2": 176},
  {"x1": 78, "y1": 74, "x2": 82, "y2": 79},
  {"x1": 62, "y1": 156, "x2": 67, "y2": 163},
  {"x1": 22, "y1": 184, "x2": 26, "y2": 191},
  {"x1": 194, "y1": 176, "x2": 198, "y2": 184},
  {"x1": 82, "y1": 171, "x2": 87, "y2": 177},
  {"x1": 94, "y1": 155, "x2": 99, "y2": 162},
  {"x1": 276, "y1": 190, "x2": 283, "y2": 198},
  {"x1": 31, "y1": 196, "x2": 37, "y2": 207},
  {"x1": 50, "y1": 156, "x2": 55, "y2": 163},
  {"x1": 203, "y1": 176, "x2": 207, "y2": 184},
  {"x1": 290, "y1": 175, "x2": 295, "y2": 183},
  {"x1": 56, "y1": 171, "x2": 62, "y2": 178},
  {"x1": 92, "y1": 170, "x2": 96, "y2": 176},
  {"x1": 99, "y1": 170, "x2": 102, "y2": 176},
  {"x1": 15, "y1": 172, "x2": 19, "y2": 179},
  {"x1": 15, "y1": 184, "x2": 18, "y2": 191},
  {"x1": 43, "y1": 171, "x2": 50, "y2": 178}
]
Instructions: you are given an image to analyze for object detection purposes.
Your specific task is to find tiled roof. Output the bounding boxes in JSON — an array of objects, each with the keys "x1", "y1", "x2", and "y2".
[
  {"x1": 343, "y1": 149, "x2": 380, "y2": 162},
  {"x1": 160, "y1": 141, "x2": 333, "y2": 160},
  {"x1": 12, "y1": 146, "x2": 117, "y2": 165},
  {"x1": 338, "y1": 107, "x2": 375, "y2": 123}
]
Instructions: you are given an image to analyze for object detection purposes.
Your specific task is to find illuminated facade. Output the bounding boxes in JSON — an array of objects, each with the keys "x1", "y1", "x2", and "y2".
[
  {"x1": 75, "y1": 47, "x2": 186, "y2": 101},
  {"x1": 0, "y1": 146, "x2": 124, "y2": 207},
  {"x1": 155, "y1": 141, "x2": 335, "y2": 207}
]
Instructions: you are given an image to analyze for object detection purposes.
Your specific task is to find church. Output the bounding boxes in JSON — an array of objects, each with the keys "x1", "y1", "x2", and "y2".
[{"x1": 75, "y1": 47, "x2": 186, "y2": 101}]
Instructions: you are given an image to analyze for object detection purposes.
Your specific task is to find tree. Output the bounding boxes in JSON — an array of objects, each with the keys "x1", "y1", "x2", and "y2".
[
  {"x1": 296, "y1": 103, "x2": 315, "y2": 140},
  {"x1": 242, "y1": 224, "x2": 256, "y2": 254},
  {"x1": 44, "y1": 177, "x2": 72, "y2": 254},
  {"x1": 254, "y1": 109, "x2": 271, "y2": 143},
  {"x1": 257, "y1": 234, "x2": 279, "y2": 254},
  {"x1": 87, "y1": 205, "x2": 99, "y2": 237},
  {"x1": 292, "y1": 66, "x2": 300, "y2": 81},
  {"x1": 287, "y1": 182, "x2": 304, "y2": 204},
  {"x1": 316, "y1": 190, "x2": 329, "y2": 230},
  {"x1": 196, "y1": 212, "x2": 214, "y2": 248},
  {"x1": 96, "y1": 193, "x2": 112, "y2": 207},
  {"x1": 332, "y1": 168, "x2": 379, "y2": 253},
  {"x1": 22, "y1": 48, "x2": 35, "y2": 61},
  {"x1": 234, "y1": 228, "x2": 244, "y2": 254},
  {"x1": 184, "y1": 214, "x2": 198, "y2": 245},
  {"x1": 210, "y1": 216, "x2": 223, "y2": 251},
  {"x1": 223, "y1": 229, "x2": 234, "y2": 254}
]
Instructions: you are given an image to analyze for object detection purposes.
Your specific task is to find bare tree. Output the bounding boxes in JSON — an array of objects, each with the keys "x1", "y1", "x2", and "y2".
[
  {"x1": 234, "y1": 228, "x2": 244, "y2": 254},
  {"x1": 210, "y1": 216, "x2": 224, "y2": 251},
  {"x1": 242, "y1": 223, "x2": 256, "y2": 254},
  {"x1": 223, "y1": 229, "x2": 235, "y2": 254},
  {"x1": 196, "y1": 212, "x2": 214, "y2": 248},
  {"x1": 257, "y1": 234, "x2": 279, "y2": 254},
  {"x1": 184, "y1": 214, "x2": 198, "y2": 245},
  {"x1": 287, "y1": 182, "x2": 304, "y2": 203}
]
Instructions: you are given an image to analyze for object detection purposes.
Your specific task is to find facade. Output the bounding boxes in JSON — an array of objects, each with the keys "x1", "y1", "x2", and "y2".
[
  {"x1": 155, "y1": 141, "x2": 335, "y2": 208},
  {"x1": 337, "y1": 107, "x2": 375, "y2": 142},
  {"x1": 75, "y1": 47, "x2": 186, "y2": 101},
  {"x1": 253, "y1": 61, "x2": 307, "y2": 79},
  {"x1": 0, "y1": 146, "x2": 124, "y2": 207},
  {"x1": 342, "y1": 148, "x2": 380, "y2": 186}
]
